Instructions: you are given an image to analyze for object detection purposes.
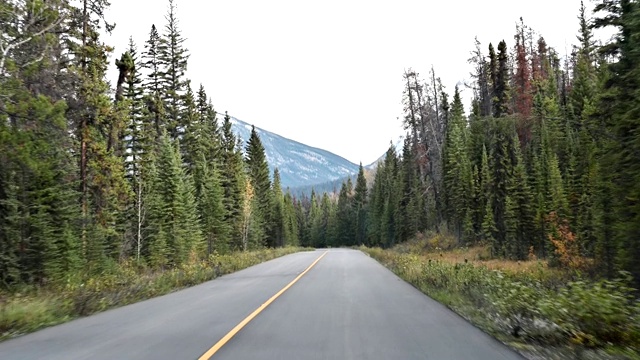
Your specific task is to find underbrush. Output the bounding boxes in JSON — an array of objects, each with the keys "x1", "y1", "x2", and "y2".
[
  {"x1": 0, "y1": 247, "x2": 307, "y2": 341},
  {"x1": 362, "y1": 245, "x2": 640, "y2": 359}
]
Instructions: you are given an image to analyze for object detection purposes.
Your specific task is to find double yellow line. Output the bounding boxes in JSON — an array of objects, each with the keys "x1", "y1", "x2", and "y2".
[{"x1": 198, "y1": 250, "x2": 329, "y2": 359}]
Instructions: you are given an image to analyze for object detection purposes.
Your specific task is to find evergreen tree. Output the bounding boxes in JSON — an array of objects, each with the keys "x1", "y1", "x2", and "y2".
[
  {"x1": 353, "y1": 164, "x2": 368, "y2": 246},
  {"x1": 153, "y1": 133, "x2": 202, "y2": 265},
  {"x1": 493, "y1": 41, "x2": 511, "y2": 118},
  {"x1": 158, "y1": 0, "x2": 190, "y2": 139},
  {"x1": 72, "y1": 9, "x2": 131, "y2": 268},
  {"x1": 245, "y1": 126, "x2": 274, "y2": 246},
  {"x1": 282, "y1": 192, "x2": 300, "y2": 246},
  {"x1": 489, "y1": 42, "x2": 498, "y2": 114},
  {"x1": 478, "y1": 145, "x2": 495, "y2": 244},
  {"x1": 220, "y1": 112, "x2": 246, "y2": 249},
  {"x1": 141, "y1": 24, "x2": 164, "y2": 137},
  {"x1": 594, "y1": 0, "x2": 640, "y2": 281},
  {"x1": 200, "y1": 158, "x2": 229, "y2": 255},
  {"x1": 443, "y1": 86, "x2": 472, "y2": 240},
  {"x1": 271, "y1": 169, "x2": 285, "y2": 247},
  {"x1": 506, "y1": 133, "x2": 535, "y2": 259},
  {"x1": 308, "y1": 190, "x2": 322, "y2": 247},
  {"x1": 336, "y1": 178, "x2": 355, "y2": 246},
  {"x1": 320, "y1": 193, "x2": 337, "y2": 247}
]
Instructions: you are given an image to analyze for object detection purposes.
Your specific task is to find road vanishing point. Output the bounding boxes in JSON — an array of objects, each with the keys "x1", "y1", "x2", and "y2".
[{"x1": 0, "y1": 249, "x2": 524, "y2": 360}]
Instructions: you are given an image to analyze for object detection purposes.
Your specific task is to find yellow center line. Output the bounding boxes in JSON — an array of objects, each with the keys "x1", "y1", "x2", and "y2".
[{"x1": 198, "y1": 250, "x2": 329, "y2": 360}]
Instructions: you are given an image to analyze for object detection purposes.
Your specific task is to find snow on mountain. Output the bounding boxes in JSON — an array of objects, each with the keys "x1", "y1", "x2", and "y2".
[{"x1": 226, "y1": 116, "x2": 360, "y2": 189}]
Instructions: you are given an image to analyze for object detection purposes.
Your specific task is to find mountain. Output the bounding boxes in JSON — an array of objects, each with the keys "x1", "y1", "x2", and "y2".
[{"x1": 227, "y1": 116, "x2": 360, "y2": 189}]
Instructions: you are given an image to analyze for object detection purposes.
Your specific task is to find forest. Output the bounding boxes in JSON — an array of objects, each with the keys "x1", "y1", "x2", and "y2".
[
  {"x1": 303, "y1": 0, "x2": 640, "y2": 286},
  {"x1": 0, "y1": 0, "x2": 305, "y2": 288},
  {"x1": 1, "y1": 0, "x2": 640, "y2": 292}
]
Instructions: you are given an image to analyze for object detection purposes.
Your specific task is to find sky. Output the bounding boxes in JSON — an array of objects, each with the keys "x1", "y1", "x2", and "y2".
[{"x1": 104, "y1": 0, "x2": 611, "y2": 165}]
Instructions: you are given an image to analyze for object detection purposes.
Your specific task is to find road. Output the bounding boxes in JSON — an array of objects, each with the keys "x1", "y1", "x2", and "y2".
[{"x1": 0, "y1": 249, "x2": 524, "y2": 360}]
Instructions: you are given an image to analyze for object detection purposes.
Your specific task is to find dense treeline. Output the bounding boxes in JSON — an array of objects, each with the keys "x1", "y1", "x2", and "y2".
[
  {"x1": 3, "y1": 0, "x2": 640, "y2": 289},
  {"x1": 298, "y1": 1, "x2": 640, "y2": 283},
  {"x1": 0, "y1": 0, "x2": 301, "y2": 287}
]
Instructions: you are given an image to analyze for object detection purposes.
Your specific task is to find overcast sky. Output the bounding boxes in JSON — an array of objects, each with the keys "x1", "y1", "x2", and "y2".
[{"x1": 104, "y1": 0, "x2": 609, "y2": 165}]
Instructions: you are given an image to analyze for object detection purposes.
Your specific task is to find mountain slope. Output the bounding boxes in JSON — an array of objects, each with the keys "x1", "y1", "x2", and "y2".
[{"x1": 228, "y1": 116, "x2": 360, "y2": 189}]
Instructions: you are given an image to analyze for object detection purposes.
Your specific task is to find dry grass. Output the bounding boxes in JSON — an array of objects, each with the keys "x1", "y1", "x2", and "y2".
[
  {"x1": 392, "y1": 232, "x2": 558, "y2": 276},
  {"x1": 421, "y1": 246, "x2": 548, "y2": 274}
]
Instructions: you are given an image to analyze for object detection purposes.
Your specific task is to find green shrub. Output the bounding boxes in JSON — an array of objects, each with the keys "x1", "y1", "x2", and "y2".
[
  {"x1": 362, "y1": 246, "x2": 640, "y2": 354},
  {"x1": 0, "y1": 247, "x2": 307, "y2": 340},
  {"x1": 539, "y1": 273, "x2": 639, "y2": 347}
]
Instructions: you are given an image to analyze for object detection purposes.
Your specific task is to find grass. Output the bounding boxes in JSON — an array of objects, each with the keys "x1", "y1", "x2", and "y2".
[
  {"x1": 0, "y1": 247, "x2": 308, "y2": 341},
  {"x1": 361, "y1": 234, "x2": 640, "y2": 360}
]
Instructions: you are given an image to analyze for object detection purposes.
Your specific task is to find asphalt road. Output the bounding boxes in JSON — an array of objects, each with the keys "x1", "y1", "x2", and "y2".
[{"x1": 0, "y1": 249, "x2": 524, "y2": 360}]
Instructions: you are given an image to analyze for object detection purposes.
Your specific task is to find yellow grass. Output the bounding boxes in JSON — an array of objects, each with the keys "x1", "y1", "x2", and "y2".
[
  {"x1": 392, "y1": 232, "x2": 553, "y2": 275},
  {"x1": 420, "y1": 246, "x2": 548, "y2": 274}
]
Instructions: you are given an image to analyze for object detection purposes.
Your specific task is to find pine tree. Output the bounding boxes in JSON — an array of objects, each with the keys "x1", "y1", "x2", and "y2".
[
  {"x1": 353, "y1": 164, "x2": 368, "y2": 246},
  {"x1": 479, "y1": 145, "x2": 495, "y2": 244},
  {"x1": 489, "y1": 42, "x2": 498, "y2": 114},
  {"x1": 493, "y1": 41, "x2": 511, "y2": 118},
  {"x1": 336, "y1": 178, "x2": 355, "y2": 246},
  {"x1": 308, "y1": 190, "x2": 322, "y2": 247},
  {"x1": 120, "y1": 38, "x2": 148, "y2": 260},
  {"x1": 397, "y1": 138, "x2": 417, "y2": 243},
  {"x1": 506, "y1": 133, "x2": 535, "y2": 259},
  {"x1": 153, "y1": 133, "x2": 202, "y2": 265},
  {"x1": 141, "y1": 24, "x2": 164, "y2": 137},
  {"x1": 282, "y1": 192, "x2": 300, "y2": 246},
  {"x1": 72, "y1": 11, "x2": 131, "y2": 268},
  {"x1": 199, "y1": 157, "x2": 229, "y2": 255},
  {"x1": 1, "y1": 91, "x2": 81, "y2": 283},
  {"x1": 271, "y1": 169, "x2": 285, "y2": 247},
  {"x1": 443, "y1": 86, "x2": 472, "y2": 240},
  {"x1": 220, "y1": 112, "x2": 246, "y2": 249},
  {"x1": 142, "y1": 25, "x2": 162, "y2": 95},
  {"x1": 158, "y1": 0, "x2": 190, "y2": 140},
  {"x1": 381, "y1": 146, "x2": 400, "y2": 248},
  {"x1": 320, "y1": 193, "x2": 337, "y2": 247},
  {"x1": 245, "y1": 126, "x2": 273, "y2": 247},
  {"x1": 587, "y1": 1, "x2": 635, "y2": 276}
]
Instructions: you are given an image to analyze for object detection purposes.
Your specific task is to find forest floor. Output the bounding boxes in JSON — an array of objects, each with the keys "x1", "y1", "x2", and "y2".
[
  {"x1": 0, "y1": 247, "x2": 308, "y2": 342},
  {"x1": 361, "y1": 234, "x2": 640, "y2": 360}
]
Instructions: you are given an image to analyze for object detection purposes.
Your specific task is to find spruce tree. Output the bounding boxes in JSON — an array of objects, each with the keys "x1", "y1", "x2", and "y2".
[
  {"x1": 282, "y1": 192, "x2": 300, "y2": 246},
  {"x1": 245, "y1": 126, "x2": 273, "y2": 247},
  {"x1": 336, "y1": 179, "x2": 355, "y2": 246},
  {"x1": 308, "y1": 190, "x2": 322, "y2": 247},
  {"x1": 353, "y1": 164, "x2": 368, "y2": 246},
  {"x1": 153, "y1": 133, "x2": 202, "y2": 265},
  {"x1": 271, "y1": 169, "x2": 285, "y2": 247},
  {"x1": 443, "y1": 86, "x2": 472, "y2": 240},
  {"x1": 141, "y1": 24, "x2": 164, "y2": 137},
  {"x1": 200, "y1": 158, "x2": 229, "y2": 255},
  {"x1": 158, "y1": 0, "x2": 190, "y2": 140},
  {"x1": 220, "y1": 113, "x2": 246, "y2": 249},
  {"x1": 493, "y1": 41, "x2": 511, "y2": 118}
]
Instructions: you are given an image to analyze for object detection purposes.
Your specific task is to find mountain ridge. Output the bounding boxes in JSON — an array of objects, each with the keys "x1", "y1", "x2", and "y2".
[{"x1": 226, "y1": 116, "x2": 361, "y2": 189}]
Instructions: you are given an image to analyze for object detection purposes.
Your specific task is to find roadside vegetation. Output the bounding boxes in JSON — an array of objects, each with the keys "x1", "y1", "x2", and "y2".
[
  {"x1": 0, "y1": 247, "x2": 306, "y2": 341},
  {"x1": 3, "y1": 0, "x2": 640, "y2": 357},
  {"x1": 361, "y1": 233, "x2": 640, "y2": 360},
  {"x1": 1, "y1": 0, "x2": 307, "y2": 342}
]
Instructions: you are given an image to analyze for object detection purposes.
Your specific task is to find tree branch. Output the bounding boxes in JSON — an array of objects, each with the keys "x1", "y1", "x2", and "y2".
[{"x1": 0, "y1": 13, "x2": 64, "y2": 76}]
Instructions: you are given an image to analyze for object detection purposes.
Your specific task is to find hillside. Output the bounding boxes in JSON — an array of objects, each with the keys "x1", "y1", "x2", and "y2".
[{"x1": 228, "y1": 116, "x2": 360, "y2": 189}]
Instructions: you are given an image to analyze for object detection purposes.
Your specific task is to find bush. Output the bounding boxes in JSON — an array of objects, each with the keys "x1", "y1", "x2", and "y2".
[
  {"x1": 362, "y1": 246, "x2": 640, "y2": 354},
  {"x1": 539, "y1": 273, "x2": 640, "y2": 347},
  {"x1": 0, "y1": 247, "x2": 306, "y2": 340}
]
